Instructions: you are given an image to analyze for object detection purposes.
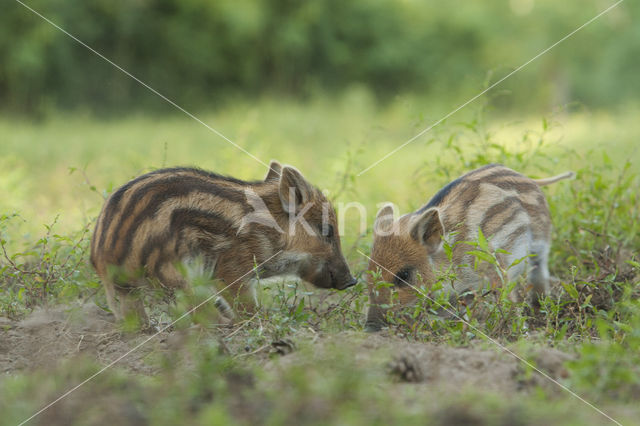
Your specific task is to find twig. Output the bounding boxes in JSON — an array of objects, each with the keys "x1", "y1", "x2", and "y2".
[
  {"x1": 76, "y1": 335, "x2": 85, "y2": 352},
  {"x1": 234, "y1": 343, "x2": 270, "y2": 358},
  {"x1": 224, "y1": 311, "x2": 260, "y2": 339}
]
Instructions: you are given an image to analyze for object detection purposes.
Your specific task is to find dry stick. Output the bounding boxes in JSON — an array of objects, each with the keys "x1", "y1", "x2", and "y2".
[
  {"x1": 224, "y1": 311, "x2": 261, "y2": 339},
  {"x1": 0, "y1": 240, "x2": 29, "y2": 274},
  {"x1": 58, "y1": 224, "x2": 91, "y2": 273},
  {"x1": 234, "y1": 343, "x2": 271, "y2": 359},
  {"x1": 80, "y1": 168, "x2": 107, "y2": 201}
]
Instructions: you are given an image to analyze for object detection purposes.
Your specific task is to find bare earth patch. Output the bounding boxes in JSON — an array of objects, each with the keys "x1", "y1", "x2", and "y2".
[
  {"x1": 0, "y1": 304, "x2": 169, "y2": 376},
  {"x1": 3, "y1": 303, "x2": 639, "y2": 425},
  {"x1": 266, "y1": 330, "x2": 574, "y2": 396},
  {"x1": 1, "y1": 303, "x2": 571, "y2": 396}
]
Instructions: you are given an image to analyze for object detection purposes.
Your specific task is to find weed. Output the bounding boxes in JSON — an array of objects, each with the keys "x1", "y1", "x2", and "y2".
[{"x1": 0, "y1": 214, "x2": 95, "y2": 318}]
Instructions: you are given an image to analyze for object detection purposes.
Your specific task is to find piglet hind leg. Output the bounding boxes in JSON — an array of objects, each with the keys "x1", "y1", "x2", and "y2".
[
  {"x1": 527, "y1": 243, "x2": 551, "y2": 307},
  {"x1": 102, "y1": 278, "x2": 122, "y2": 322}
]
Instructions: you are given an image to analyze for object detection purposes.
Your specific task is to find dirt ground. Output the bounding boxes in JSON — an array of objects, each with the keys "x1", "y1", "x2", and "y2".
[
  {"x1": 0, "y1": 302, "x2": 573, "y2": 395},
  {"x1": 7, "y1": 302, "x2": 640, "y2": 426},
  {"x1": 0, "y1": 303, "x2": 169, "y2": 376}
]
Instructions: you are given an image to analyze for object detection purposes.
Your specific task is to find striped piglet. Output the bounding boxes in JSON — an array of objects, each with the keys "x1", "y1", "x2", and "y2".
[
  {"x1": 365, "y1": 164, "x2": 573, "y2": 331},
  {"x1": 91, "y1": 161, "x2": 356, "y2": 325}
]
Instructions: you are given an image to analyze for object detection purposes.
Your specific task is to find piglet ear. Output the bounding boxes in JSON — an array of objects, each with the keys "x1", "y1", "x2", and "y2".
[
  {"x1": 409, "y1": 208, "x2": 444, "y2": 253},
  {"x1": 279, "y1": 166, "x2": 313, "y2": 214},
  {"x1": 264, "y1": 160, "x2": 282, "y2": 181},
  {"x1": 374, "y1": 204, "x2": 395, "y2": 234}
]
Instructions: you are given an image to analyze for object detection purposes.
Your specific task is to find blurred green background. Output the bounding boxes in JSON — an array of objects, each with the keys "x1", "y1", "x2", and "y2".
[
  {"x1": 1, "y1": 0, "x2": 638, "y2": 240},
  {"x1": 2, "y1": 0, "x2": 638, "y2": 115}
]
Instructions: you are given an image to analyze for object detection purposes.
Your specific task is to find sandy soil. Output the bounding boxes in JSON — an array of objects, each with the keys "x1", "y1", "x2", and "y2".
[
  {"x1": 0, "y1": 302, "x2": 573, "y2": 397},
  {"x1": 0, "y1": 303, "x2": 169, "y2": 376}
]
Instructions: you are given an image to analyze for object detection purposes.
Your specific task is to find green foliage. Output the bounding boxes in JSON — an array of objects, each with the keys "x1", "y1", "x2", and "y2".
[
  {"x1": 551, "y1": 158, "x2": 640, "y2": 273},
  {"x1": 0, "y1": 214, "x2": 96, "y2": 318},
  {"x1": 2, "y1": 0, "x2": 640, "y2": 115},
  {"x1": 567, "y1": 297, "x2": 640, "y2": 401}
]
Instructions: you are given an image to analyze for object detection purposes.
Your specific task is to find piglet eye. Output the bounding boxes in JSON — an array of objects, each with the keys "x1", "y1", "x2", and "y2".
[
  {"x1": 320, "y1": 224, "x2": 334, "y2": 239},
  {"x1": 326, "y1": 224, "x2": 334, "y2": 238},
  {"x1": 394, "y1": 268, "x2": 412, "y2": 287}
]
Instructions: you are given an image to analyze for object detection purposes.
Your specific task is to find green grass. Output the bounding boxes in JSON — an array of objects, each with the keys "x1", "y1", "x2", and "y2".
[
  {"x1": 1, "y1": 94, "x2": 638, "y2": 241},
  {"x1": 0, "y1": 96, "x2": 639, "y2": 425}
]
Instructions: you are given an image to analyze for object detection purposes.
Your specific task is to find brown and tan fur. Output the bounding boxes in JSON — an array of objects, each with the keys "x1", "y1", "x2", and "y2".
[
  {"x1": 90, "y1": 161, "x2": 356, "y2": 325},
  {"x1": 365, "y1": 164, "x2": 574, "y2": 331}
]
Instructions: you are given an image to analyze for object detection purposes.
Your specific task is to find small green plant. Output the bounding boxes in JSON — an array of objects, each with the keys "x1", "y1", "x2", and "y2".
[
  {"x1": 0, "y1": 214, "x2": 96, "y2": 318},
  {"x1": 567, "y1": 297, "x2": 640, "y2": 401}
]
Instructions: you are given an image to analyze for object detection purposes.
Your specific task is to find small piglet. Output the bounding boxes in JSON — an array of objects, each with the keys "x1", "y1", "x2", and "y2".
[
  {"x1": 365, "y1": 164, "x2": 573, "y2": 331},
  {"x1": 91, "y1": 161, "x2": 356, "y2": 324}
]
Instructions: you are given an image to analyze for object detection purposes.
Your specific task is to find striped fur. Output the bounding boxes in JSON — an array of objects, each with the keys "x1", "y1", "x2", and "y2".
[
  {"x1": 365, "y1": 164, "x2": 573, "y2": 331},
  {"x1": 91, "y1": 161, "x2": 355, "y2": 324}
]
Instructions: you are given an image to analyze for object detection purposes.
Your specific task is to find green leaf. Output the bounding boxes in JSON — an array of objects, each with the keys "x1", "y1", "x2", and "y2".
[
  {"x1": 509, "y1": 254, "x2": 533, "y2": 268},
  {"x1": 477, "y1": 228, "x2": 489, "y2": 252},
  {"x1": 466, "y1": 250, "x2": 495, "y2": 265},
  {"x1": 625, "y1": 260, "x2": 640, "y2": 269},
  {"x1": 581, "y1": 294, "x2": 593, "y2": 309},
  {"x1": 294, "y1": 298, "x2": 305, "y2": 317},
  {"x1": 561, "y1": 282, "x2": 579, "y2": 300},
  {"x1": 443, "y1": 242, "x2": 453, "y2": 262}
]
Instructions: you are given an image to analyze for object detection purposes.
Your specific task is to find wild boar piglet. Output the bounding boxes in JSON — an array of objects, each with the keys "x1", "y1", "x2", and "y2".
[
  {"x1": 91, "y1": 161, "x2": 356, "y2": 325},
  {"x1": 365, "y1": 164, "x2": 574, "y2": 331}
]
